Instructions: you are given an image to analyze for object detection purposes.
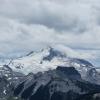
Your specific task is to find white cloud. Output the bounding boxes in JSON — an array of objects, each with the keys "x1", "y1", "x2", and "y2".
[
  {"x1": 52, "y1": 44, "x2": 96, "y2": 60},
  {"x1": 0, "y1": 0, "x2": 100, "y2": 62}
]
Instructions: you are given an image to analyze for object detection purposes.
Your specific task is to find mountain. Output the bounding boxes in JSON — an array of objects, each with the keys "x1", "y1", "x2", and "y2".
[
  {"x1": 0, "y1": 46, "x2": 100, "y2": 99},
  {"x1": 5, "y1": 47, "x2": 100, "y2": 84},
  {"x1": 13, "y1": 66, "x2": 100, "y2": 100},
  {"x1": 0, "y1": 65, "x2": 100, "y2": 100},
  {"x1": 0, "y1": 64, "x2": 24, "y2": 100}
]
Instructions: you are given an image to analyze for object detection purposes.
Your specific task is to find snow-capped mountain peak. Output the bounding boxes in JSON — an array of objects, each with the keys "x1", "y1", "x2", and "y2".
[
  {"x1": 3, "y1": 46, "x2": 93, "y2": 78},
  {"x1": 8, "y1": 47, "x2": 67, "y2": 75},
  {"x1": 0, "y1": 46, "x2": 100, "y2": 85}
]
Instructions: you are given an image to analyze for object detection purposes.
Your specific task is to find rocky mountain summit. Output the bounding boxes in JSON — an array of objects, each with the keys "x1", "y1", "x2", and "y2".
[
  {"x1": 13, "y1": 66, "x2": 100, "y2": 100},
  {"x1": 0, "y1": 66, "x2": 100, "y2": 100}
]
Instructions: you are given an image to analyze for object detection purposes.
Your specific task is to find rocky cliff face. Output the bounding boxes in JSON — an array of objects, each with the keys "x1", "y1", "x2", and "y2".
[
  {"x1": 0, "y1": 65, "x2": 24, "y2": 100},
  {"x1": 13, "y1": 66, "x2": 100, "y2": 100},
  {"x1": 0, "y1": 65, "x2": 100, "y2": 100}
]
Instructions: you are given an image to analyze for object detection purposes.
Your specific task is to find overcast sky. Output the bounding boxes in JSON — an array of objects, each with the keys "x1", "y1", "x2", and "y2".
[{"x1": 0, "y1": 0, "x2": 100, "y2": 65}]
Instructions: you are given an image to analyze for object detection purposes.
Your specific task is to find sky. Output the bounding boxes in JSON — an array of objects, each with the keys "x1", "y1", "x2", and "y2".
[{"x1": 0, "y1": 0, "x2": 100, "y2": 66}]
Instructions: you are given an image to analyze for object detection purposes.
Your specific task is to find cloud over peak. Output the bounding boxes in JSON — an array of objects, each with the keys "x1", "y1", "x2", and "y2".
[{"x1": 0, "y1": 0, "x2": 100, "y2": 61}]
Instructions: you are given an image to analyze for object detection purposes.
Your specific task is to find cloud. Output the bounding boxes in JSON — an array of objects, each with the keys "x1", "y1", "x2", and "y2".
[
  {"x1": 0, "y1": 0, "x2": 93, "y2": 32},
  {"x1": 0, "y1": 0, "x2": 100, "y2": 61},
  {"x1": 52, "y1": 44, "x2": 96, "y2": 60}
]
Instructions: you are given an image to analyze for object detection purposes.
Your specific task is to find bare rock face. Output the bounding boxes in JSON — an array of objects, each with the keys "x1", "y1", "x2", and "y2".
[
  {"x1": 13, "y1": 66, "x2": 100, "y2": 100},
  {"x1": 76, "y1": 93, "x2": 100, "y2": 100},
  {"x1": 0, "y1": 65, "x2": 24, "y2": 100},
  {"x1": 0, "y1": 65, "x2": 100, "y2": 100}
]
